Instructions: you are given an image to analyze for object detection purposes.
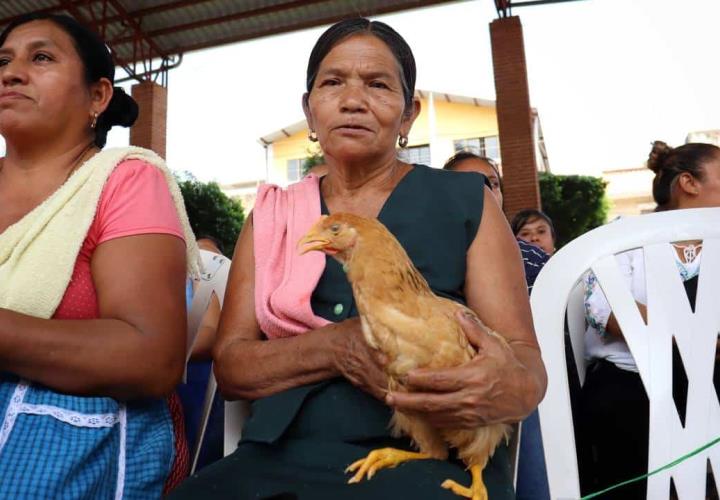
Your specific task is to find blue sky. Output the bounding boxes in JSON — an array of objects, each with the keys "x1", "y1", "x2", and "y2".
[{"x1": 4, "y1": 0, "x2": 719, "y2": 184}]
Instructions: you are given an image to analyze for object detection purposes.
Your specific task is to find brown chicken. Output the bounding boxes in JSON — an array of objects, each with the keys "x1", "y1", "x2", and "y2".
[{"x1": 298, "y1": 213, "x2": 512, "y2": 500}]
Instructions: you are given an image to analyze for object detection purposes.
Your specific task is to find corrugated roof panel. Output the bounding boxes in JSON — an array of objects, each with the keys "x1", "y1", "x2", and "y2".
[
  {"x1": 138, "y1": 0, "x2": 292, "y2": 31},
  {"x1": 0, "y1": 0, "x2": 57, "y2": 20},
  {"x1": 151, "y1": 0, "x2": 454, "y2": 54},
  {"x1": 1, "y1": 0, "x2": 461, "y2": 64}
]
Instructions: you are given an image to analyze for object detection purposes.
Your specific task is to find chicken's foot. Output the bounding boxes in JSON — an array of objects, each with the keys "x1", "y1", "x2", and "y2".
[
  {"x1": 345, "y1": 448, "x2": 431, "y2": 484},
  {"x1": 441, "y1": 464, "x2": 487, "y2": 500}
]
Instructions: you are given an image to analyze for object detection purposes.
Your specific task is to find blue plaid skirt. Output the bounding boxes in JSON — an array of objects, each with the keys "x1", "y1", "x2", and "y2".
[{"x1": 0, "y1": 374, "x2": 174, "y2": 499}]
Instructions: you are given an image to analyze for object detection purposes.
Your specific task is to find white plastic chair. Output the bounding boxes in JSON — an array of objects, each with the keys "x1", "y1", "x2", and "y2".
[
  {"x1": 187, "y1": 249, "x2": 232, "y2": 472},
  {"x1": 531, "y1": 208, "x2": 720, "y2": 500},
  {"x1": 566, "y1": 281, "x2": 588, "y2": 386}
]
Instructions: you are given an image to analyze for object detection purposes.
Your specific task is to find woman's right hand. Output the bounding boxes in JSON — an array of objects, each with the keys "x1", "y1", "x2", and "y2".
[{"x1": 331, "y1": 318, "x2": 389, "y2": 401}]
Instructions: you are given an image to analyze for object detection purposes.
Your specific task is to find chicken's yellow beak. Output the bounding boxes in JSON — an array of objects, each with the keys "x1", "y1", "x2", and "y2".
[
  {"x1": 299, "y1": 216, "x2": 333, "y2": 255},
  {"x1": 298, "y1": 219, "x2": 330, "y2": 255},
  {"x1": 298, "y1": 231, "x2": 331, "y2": 255}
]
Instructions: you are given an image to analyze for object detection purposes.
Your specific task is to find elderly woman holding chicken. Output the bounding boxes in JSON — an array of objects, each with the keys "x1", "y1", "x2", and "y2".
[{"x1": 171, "y1": 18, "x2": 546, "y2": 500}]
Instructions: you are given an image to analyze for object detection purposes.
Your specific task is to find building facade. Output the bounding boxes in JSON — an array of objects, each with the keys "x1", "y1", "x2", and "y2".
[
  {"x1": 255, "y1": 89, "x2": 549, "y2": 187},
  {"x1": 601, "y1": 165, "x2": 656, "y2": 219},
  {"x1": 601, "y1": 130, "x2": 720, "y2": 219}
]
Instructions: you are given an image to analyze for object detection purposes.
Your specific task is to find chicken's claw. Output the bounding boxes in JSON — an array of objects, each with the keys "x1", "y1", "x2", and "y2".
[
  {"x1": 441, "y1": 464, "x2": 487, "y2": 500},
  {"x1": 345, "y1": 447, "x2": 430, "y2": 484}
]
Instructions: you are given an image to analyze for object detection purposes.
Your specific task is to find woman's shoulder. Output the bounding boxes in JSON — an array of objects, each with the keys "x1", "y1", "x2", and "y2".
[
  {"x1": 107, "y1": 157, "x2": 164, "y2": 182},
  {"x1": 98, "y1": 158, "x2": 175, "y2": 213},
  {"x1": 91, "y1": 157, "x2": 184, "y2": 244},
  {"x1": 411, "y1": 164, "x2": 486, "y2": 209},
  {"x1": 414, "y1": 163, "x2": 488, "y2": 189},
  {"x1": 255, "y1": 175, "x2": 321, "y2": 219}
]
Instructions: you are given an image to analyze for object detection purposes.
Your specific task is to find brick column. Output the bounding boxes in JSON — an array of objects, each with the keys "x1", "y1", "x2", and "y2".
[
  {"x1": 130, "y1": 81, "x2": 167, "y2": 158},
  {"x1": 490, "y1": 16, "x2": 540, "y2": 219}
]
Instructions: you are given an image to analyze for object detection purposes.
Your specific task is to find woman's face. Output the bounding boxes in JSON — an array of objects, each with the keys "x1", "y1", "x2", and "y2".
[
  {"x1": 0, "y1": 20, "x2": 94, "y2": 141},
  {"x1": 452, "y1": 158, "x2": 503, "y2": 207},
  {"x1": 303, "y1": 34, "x2": 419, "y2": 165},
  {"x1": 516, "y1": 216, "x2": 555, "y2": 255}
]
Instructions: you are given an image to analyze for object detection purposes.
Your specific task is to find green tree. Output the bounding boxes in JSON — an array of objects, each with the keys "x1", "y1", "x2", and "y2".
[
  {"x1": 539, "y1": 172, "x2": 608, "y2": 248},
  {"x1": 177, "y1": 174, "x2": 245, "y2": 256},
  {"x1": 302, "y1": 147, "x2": 325, "y2": 176}
]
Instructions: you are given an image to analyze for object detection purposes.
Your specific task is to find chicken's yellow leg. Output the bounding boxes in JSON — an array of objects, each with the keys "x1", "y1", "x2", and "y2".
[
  {"x1": 441, "y1": 464, "x2": 487, "y2": 500},
  {"x1": 345, "y1": 447, "x2": 431, "y2": 483}
]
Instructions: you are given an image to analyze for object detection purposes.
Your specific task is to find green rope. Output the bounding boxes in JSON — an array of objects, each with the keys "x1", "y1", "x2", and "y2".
[{"x1": 580, "y1": 435, "x2": 720, "y2": 499}]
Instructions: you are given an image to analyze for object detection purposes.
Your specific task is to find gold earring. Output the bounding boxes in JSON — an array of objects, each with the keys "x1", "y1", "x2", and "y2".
[
  {"x1": 398, "y1": 135, "x2": 409, "y2": 148},
  {"x1": 91, "y1": 112, "x2": 98, "y2": 129},
  {"x1": 308, "y1": 130, "x2": 318, "y2": 142}
]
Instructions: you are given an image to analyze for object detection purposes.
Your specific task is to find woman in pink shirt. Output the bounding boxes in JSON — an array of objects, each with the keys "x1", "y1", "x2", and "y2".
[{"x1": 0, "y1": 13, "x2": 196, "y2": 498}]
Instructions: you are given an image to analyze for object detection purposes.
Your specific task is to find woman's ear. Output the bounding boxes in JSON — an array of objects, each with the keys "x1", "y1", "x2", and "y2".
[
  {"x1": 89, "y1": 77, "x2": 113, "y2": 117},
  {"x1": 676, "y1": 172, "x2": 701, "y2": 197},
  {"x1": 399, "y1": 97, "x2": 421, "y2": 138},
  {"x1": 302, "y1": 93, "x2": 314, "y2": 132}
]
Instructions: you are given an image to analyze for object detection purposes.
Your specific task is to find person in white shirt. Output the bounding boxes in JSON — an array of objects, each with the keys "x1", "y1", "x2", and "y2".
[{"x1": 580, "y1": 140, "x2": 720, "y2": 498}]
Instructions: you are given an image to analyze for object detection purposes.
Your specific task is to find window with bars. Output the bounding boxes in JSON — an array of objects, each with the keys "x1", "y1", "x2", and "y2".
[
  {"x1": 398, "y1": 144, "x2": 431, "y2": 165},
  {"x1": 454, "y1": 136, "x2": 501, "y2": 161}
]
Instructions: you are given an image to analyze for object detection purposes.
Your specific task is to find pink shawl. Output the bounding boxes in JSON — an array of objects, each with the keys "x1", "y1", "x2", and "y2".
[{"x1": 253, "y1": 175, "x2": 332, "y2": 339}]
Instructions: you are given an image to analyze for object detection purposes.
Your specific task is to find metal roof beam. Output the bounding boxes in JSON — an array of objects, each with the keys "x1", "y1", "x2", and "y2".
[
  {"x1": 56, "y1": 0, "x2": 175, "y2": 85},
  {"x1": 2, "y1": 0, "x2": 462, "y2": 66},
  {"x1": 56, "y1": 0, "x2": 133, "y2": 76},
  {"x1": 105, "y1": 0, "x2": 168, "y2": 58}
]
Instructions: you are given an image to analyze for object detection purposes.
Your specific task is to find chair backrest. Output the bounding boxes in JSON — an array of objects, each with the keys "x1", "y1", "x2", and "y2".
[
  {"x1": 187, "y1": 250, "x2": 231, "y2": 360},
  {"x1": 187, "y1": 249, "x2": 231, "y2": 472},
  {"x1": 531, "y1": 208, "x2": 720, "y2": 500},
  {"x1": 566, "y1": 280, "x2": 588, "y2": 386}
]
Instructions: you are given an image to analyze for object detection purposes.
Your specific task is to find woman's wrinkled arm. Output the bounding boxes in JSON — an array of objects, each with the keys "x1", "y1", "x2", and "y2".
[
  {"x1": 213, "y1": 215, "x2": 388, "y2": 401},
  {"x1": 463, "y1": 191, "x2": 548, "y2": 419}
]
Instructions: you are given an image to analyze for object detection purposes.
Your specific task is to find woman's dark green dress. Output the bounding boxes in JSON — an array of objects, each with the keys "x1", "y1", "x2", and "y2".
[{"x1": 170, "y1": 165, "x2": 515, "y2": 499}]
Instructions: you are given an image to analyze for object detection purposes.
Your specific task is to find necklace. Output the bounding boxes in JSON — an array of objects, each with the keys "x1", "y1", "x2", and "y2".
[
  {"x1": 672, "y1": 242, "x2": 703, "y2": 264},
  {"x1": 62, "y1": 141, "x2": 97, "y2": 183}
]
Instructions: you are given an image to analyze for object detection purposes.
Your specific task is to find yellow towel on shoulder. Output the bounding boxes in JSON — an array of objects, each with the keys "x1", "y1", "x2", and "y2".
[{"x1": 0, "y1": 146, "x2": 200, "y2": 319}]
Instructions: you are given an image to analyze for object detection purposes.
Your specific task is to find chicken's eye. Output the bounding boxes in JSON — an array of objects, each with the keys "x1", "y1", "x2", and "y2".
[{"x1": 330, "y1": 223, "x2": 341, "y2": 234}]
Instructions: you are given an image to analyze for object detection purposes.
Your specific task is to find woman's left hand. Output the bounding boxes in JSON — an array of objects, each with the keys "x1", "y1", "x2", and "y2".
[{"x1": 385, "y1": 312, "x2": 541, "y2": 428}]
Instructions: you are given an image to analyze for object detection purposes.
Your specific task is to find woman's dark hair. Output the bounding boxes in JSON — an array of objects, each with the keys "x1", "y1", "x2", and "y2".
[
  {"x1": 196, "y1": 234, "x2": 224, "y2": 255},
  {"x1": 443, "y1": 151, "x2": 503, "y2": 186},
  {"x1": 306, "y1": 18, "x2": 416, "y2": 113},
  {"x1": 647, "y1": 140, "x2": 720, "y2": 209},
  {"x1": 511, "y1": 209, "x2": 556, "y2": 243},
  {"x1": 0, "y1": 13, "x2": 138, "y2": 148}
]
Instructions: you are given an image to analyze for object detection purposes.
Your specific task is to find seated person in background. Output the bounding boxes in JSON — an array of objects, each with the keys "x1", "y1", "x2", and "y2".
[
  {"x1": 444, "y1": 151, "x2": 550, "y2": 500},
  {"x1": 443, "y1": 152, "x2": 549, "y2": 291},
  {"x1": 581, "y1": 140, "x2": 720, "y2": 498},
  {"x1": 443, "y1": 152, "x2": 503, "y2": 204},
  {"x1": 0, "y1": 13, "x2": 198, "y2": 497},
  {"x1": 172, "y1": 18, "x2": 546, "y2": 500},
  {"x1": 190, "y1": 235, "x2": 224, "y2": 361},
  {"x1": 511, "y1": 208, "x2": 556, "y2": 256},
  {"x1": 179, "y1": 234, "x2": 229, "y2": 469}
]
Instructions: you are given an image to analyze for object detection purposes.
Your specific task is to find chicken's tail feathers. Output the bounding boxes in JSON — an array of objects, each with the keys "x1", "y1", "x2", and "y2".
[
  {"x1": 448, "y1": 423, "x2": 513, "y2": 468},
  {"x1": 391, "y1": 410, "x2": 449, "y2": 460}
]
